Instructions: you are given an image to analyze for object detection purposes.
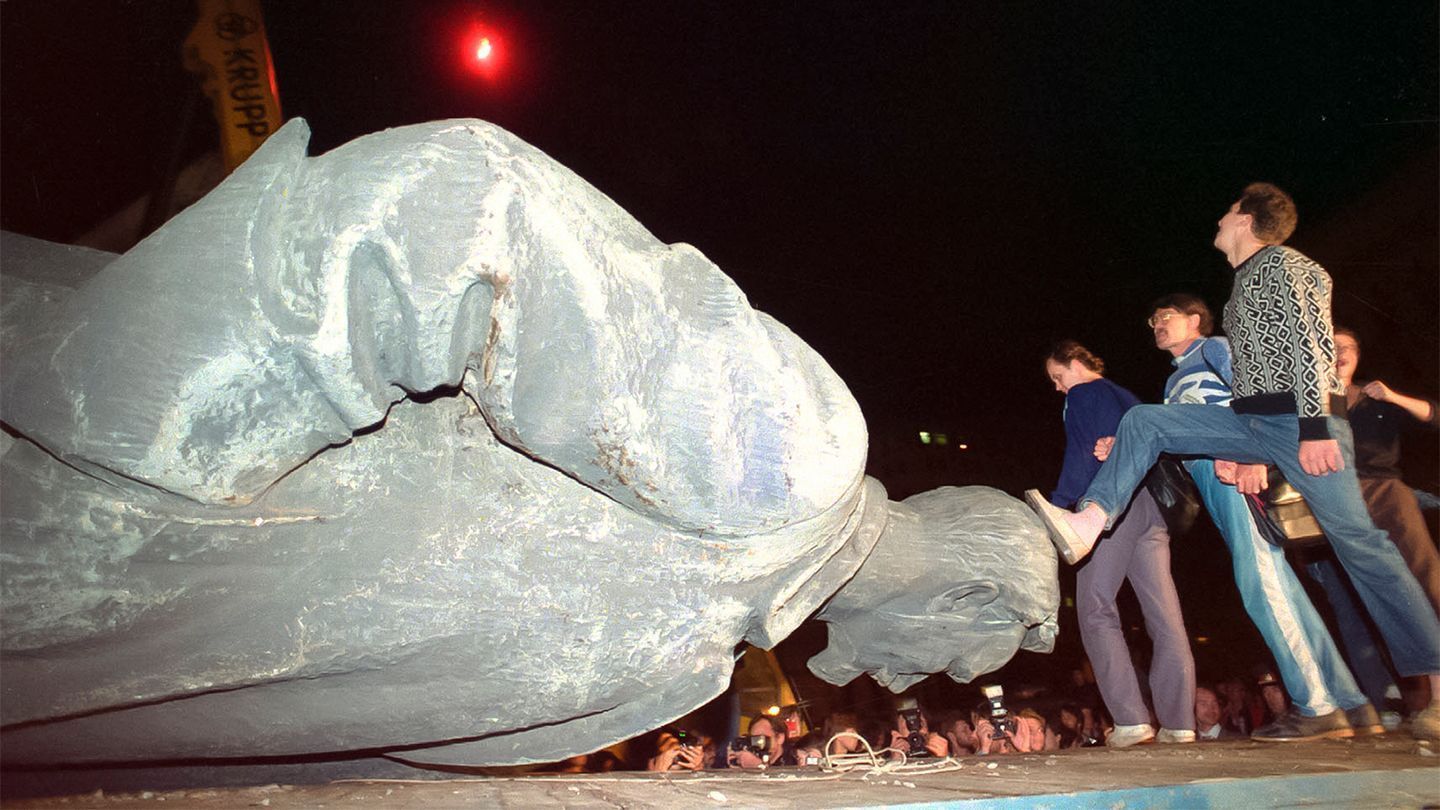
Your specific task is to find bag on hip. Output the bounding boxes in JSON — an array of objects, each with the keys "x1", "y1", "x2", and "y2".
[
  {"x1": 1244, "y1": 467, "x2": 1327, "y2": 549},
  {"x1": 1143, "y1": 455, "x2": 1202, "y2": 536}
]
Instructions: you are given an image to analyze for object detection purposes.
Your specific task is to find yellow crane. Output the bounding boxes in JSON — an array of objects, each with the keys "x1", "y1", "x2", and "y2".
[{"x1": 183, "y1": 0, "x2": 282, "y2": 173}]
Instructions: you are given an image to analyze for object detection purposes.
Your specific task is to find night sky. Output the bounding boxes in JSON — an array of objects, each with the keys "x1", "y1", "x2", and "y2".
[{"x1": 3, "y1": 2, "x2": 1438, "y2": 692}]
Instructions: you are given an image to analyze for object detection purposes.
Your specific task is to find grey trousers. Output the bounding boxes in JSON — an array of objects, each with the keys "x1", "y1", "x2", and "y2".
[{"x1": 1077, "y1": 489, "x2": 1196, "y2": 730}]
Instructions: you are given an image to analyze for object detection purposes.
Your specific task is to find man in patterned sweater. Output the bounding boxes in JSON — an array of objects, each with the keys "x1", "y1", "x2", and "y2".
[
  {"x1": 1143, "y1": 293, "x2": 1378, "y2": 741},
  {"x1": 1026, "y1": 183, "x2": 1440, "y2": 741}
]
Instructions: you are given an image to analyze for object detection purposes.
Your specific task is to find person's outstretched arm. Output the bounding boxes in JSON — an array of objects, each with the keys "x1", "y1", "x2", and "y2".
[{"x1": 1362, "y1": 381, "x2": 1438, "y2": 425}]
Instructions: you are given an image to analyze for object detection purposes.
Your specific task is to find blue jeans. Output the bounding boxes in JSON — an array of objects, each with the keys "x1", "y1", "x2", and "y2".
[
  {"x1": 1082, "y1": 404, "x2": 1440, "y2": 677},
  {"x1": 1188, "y1": 458, "x2": 1367, "y2": 715},
  {"x1": 1304, "y1": 555, "x2": 1398, "y2": 710}
]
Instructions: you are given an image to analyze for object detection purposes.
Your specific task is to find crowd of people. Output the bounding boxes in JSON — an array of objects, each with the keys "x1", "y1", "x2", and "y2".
[
  {"x1": 1027, "y1": 182, "x2": 1439, "y2": 746},
  {"x1": 616, "y1": 659, "x2": 1357, "y2": 772}
]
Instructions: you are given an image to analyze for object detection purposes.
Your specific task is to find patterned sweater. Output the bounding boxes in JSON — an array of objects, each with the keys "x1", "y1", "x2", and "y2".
[
  {"x1": 1222, "y1": 245, "x2": 1344, "y2": 441},
  {"x1": 1164, "y1": 336, "x2": 1234, "y2": 406}
]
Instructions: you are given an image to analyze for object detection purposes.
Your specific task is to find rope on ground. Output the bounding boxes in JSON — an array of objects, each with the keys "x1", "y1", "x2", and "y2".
[
  {"x1": 818, "y1": 731, "x2": 967, "y2": 776},
  {"x1": 329, "y1": 732, "x2": 967, "y2": 788}
]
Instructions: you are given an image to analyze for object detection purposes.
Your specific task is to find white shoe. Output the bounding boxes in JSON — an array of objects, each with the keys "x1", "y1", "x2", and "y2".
[
  {"x1": 1107, "y1": 723, "x2": 1156, "y2": 748},
  {"x1": 1024, "y1": 489, "x2": 1096, "y2": 564},
  {"x1": 1156, "y1": 728, "x2": 1196, "y2": 744}
]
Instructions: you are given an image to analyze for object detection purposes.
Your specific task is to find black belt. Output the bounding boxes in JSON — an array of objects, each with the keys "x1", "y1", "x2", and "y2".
[{"x1": 1232, "y1": 392, "x2": 1348, "y2": 419}]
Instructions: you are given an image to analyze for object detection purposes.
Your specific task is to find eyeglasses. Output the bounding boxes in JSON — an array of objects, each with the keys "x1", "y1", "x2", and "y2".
[{"x1": 1147, "y1": 312, "x2": 1181, "y2": 328}]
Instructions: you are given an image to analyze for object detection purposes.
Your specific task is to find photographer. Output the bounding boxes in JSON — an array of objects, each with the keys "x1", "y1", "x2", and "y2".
[
  {"x1": 646, "y1": 729, "x2": 711, "y2": 772},
  {"x1": 939, "y1": 712, "x2": 979, "y2": 756},
  {"x1": 969, "y1": 703, "x2": 1047, "y2": 754},
  {"x1": 792, "y1": 711, "x2": 862, "y2": 765},
  {"x1": 888, "y1": 700, "x2": 949, "y2": 759},
  {"x1": 726, "y1": 716, "x2": 792, "y2": 769},
  {"x1": 1019, "y1": 708, "x2": 1059, "y2": 751},
  {"x1": 1053, "y1": 704, "x2": 1101, "y2": 748}
]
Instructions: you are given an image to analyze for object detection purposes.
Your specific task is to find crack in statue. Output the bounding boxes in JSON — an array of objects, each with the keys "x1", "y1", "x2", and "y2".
[{"x1": 0, "y1": 119, "x2": 1057, "y2": 768}]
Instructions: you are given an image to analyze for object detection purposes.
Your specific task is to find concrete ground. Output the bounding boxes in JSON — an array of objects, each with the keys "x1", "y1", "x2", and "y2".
[{"x1": 5, "y1": 736, "x2": 1438, "y2": 809}]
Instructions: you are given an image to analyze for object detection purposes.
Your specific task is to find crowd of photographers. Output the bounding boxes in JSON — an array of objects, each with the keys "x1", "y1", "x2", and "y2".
[
  {"x1": 529, "y1": 660, "x2": 1318, "y2": 773},
  {"x1": 760, "y1": 671, "x2": 1306, "y2": 767}
]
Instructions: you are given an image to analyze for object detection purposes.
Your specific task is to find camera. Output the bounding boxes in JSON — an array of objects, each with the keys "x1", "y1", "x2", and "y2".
[
  {"x1": 895, "y1": 697, "x2": 930, "y2": 757},
  {"x1": 674, "y1": 728, "x2": 699, "y2": 748},
  {"x1": 981, "y1": 684, "x2": 1016, "y2": 739},
  {"x1": 729, "y1": 733, "x2": 772, "y2": 761}
]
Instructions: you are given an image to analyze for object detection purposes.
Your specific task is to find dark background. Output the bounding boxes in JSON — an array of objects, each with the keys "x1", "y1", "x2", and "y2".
[{"x1": 3, "y1": 0, "x2": 1437, "y2": 718}]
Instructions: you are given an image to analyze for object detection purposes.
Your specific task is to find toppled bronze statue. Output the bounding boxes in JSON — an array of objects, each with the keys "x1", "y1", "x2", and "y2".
[{"x1": 0, "y1": 119, "x2": 1056, "y2": 767}]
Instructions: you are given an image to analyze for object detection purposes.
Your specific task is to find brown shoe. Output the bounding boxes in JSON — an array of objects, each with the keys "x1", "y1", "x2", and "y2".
[
  {"x1": 1251, "y1": 708, "x2": 1353, "y2": 742},
  {"x1": 1345, "y1": 703, "x2": 1384, "y2": 736},
  {"x1": 1413, "y1": 705, "x2": 1440, "y2": 742}
]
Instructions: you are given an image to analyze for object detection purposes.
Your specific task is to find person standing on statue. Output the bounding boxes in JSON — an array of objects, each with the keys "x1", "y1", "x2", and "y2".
[
  {"x1": 1026, "y1": 182, "x2": 1440, "y2": 742},
  {"x1": 1126, "y1": 293, "x2": 1380, "y2": 740},
  {"x1": 1040, "y1": 339, "x2": 1195, "y2": 747},
  {"x1": 1334, "y1": 326, "x2": 1440, "y2": 617}
]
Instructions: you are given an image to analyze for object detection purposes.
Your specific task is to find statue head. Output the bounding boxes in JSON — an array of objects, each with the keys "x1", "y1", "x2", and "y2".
[{"x1": 808, "y1": 485, "x2": 1058, "y2": 692}]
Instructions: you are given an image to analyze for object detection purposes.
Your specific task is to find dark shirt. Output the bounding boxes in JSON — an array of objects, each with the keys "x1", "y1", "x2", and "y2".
[
  {"x1": 1349, "y1": 384, "x2": 1439, "y2": 480},
  {"x1": 1050, "y1": 378, "x2": 1141, "y2": 508}
]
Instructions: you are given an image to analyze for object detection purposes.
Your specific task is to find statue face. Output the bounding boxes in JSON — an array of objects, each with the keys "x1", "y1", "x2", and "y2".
[
  {"x1": 810, "y1": 580, "x2": 1035, "y2": 691},
  {"x1": 809, "y1": 485, "x2": 1058, "y2": 692}
]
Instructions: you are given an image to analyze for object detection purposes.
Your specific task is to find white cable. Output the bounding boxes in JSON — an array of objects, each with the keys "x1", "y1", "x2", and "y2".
[
  {"x1": 817, "y1": 731, "x2": 966, "y2": 776},
  {"x1": 330, "y1": 731, "x2": 967, "y2": 788}
]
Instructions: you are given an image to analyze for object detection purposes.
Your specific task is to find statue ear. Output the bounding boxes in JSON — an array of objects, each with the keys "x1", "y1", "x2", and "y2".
[{"x1": 924, "y1": 580, "x2": 998, "y2": 617}]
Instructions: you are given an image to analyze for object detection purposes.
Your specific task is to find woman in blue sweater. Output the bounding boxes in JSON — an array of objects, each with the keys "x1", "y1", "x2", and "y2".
[{"x1": 1036, "y1": 340, "x2": 1195, "y2": 747}]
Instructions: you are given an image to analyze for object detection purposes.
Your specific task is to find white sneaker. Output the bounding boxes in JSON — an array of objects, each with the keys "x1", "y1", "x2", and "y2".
[
  {"x1": 1156, "y1": 728, "x2": 1196, "y2": 744},
  {"x1": 1024, "y1": 489, "x2": 1096, "y2": 564},
  {"x1": 1107, "y1": 723, "x2": 1156, "y2": 748}
]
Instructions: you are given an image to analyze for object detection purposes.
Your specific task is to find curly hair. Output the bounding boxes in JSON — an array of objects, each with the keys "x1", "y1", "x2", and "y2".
[{"x1": 1237, "y1": 182, "x2": 1298, "y2": 245}]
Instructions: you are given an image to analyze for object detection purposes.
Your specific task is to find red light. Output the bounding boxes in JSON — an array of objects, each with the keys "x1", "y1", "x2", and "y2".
[
  {"x1": 454, "y1": 16, "x2": 511, "y2": 83},
  {"x1": 462, "y1": 26, "x2": 501, "y2": 78}
]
